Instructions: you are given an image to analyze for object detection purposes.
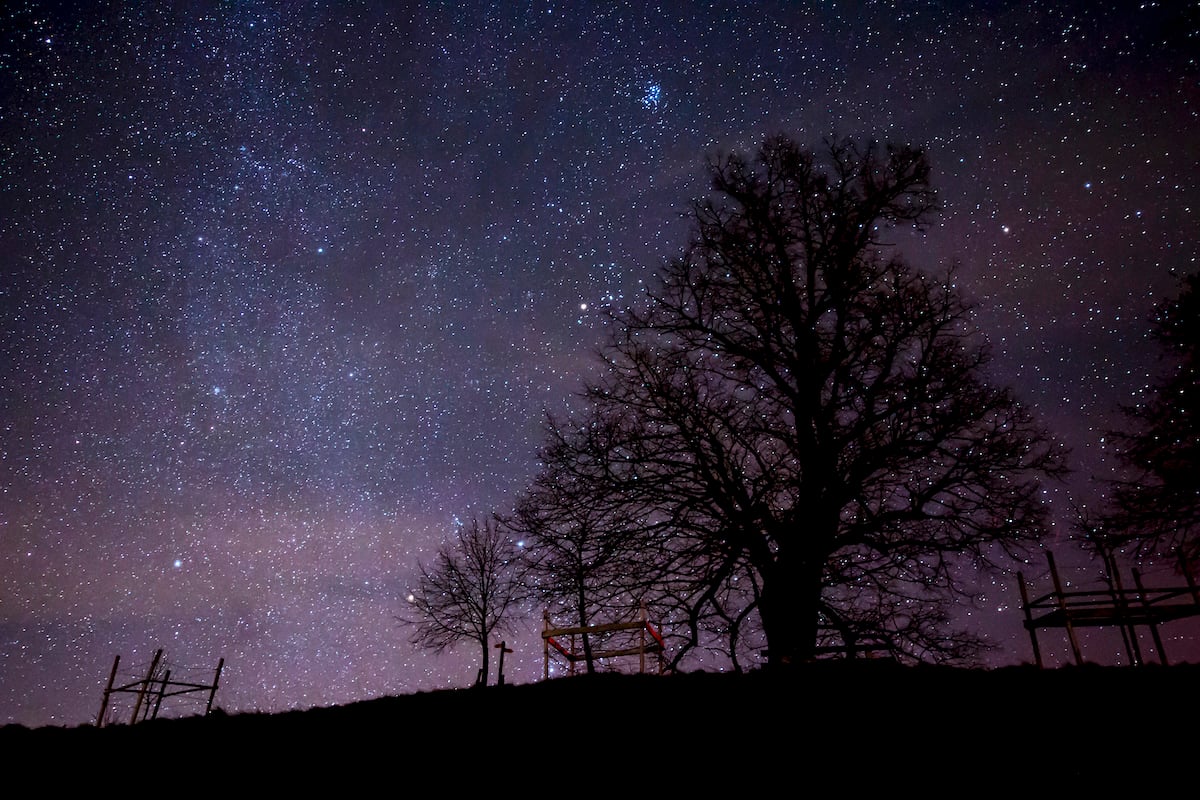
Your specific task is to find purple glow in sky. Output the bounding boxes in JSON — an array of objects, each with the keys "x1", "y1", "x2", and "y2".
[{"x1": 2, "y1": 1, "x2": 1198, "y2": 728}]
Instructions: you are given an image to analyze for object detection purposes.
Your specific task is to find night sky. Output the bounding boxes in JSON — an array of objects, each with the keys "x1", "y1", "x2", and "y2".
[{"x1": 3, "y1": 1, "x2": 1198, "y2": 729}]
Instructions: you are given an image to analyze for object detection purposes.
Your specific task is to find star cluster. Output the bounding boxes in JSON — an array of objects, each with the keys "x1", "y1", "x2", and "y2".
[{"x1": 2, "y1": 1, "x2": 1198, "y2": 727}]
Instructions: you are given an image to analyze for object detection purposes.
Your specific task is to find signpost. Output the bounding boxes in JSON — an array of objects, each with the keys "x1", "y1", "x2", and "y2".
[{"x1": 494, "y1": 640, "x2": 513, "y2": 686}]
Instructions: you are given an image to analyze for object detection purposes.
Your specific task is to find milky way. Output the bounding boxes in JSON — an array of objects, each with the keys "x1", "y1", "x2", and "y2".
[{"x1": 2, "y1": 1, "x2": 1198, "y2": 728}]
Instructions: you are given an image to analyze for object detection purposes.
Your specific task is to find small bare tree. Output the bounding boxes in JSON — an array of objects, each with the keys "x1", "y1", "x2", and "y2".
[{"x1": 401, "y1": 517, "x2": 525, "y2": 686}]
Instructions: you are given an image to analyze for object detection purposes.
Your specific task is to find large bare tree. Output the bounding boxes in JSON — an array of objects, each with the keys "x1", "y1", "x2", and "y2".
[
  {"x1": 401, "y1": 517, "x2": 525, "y2": 685},
  {"x1": 528, "y1": 135, "x2": 1067, "y2": 668}
]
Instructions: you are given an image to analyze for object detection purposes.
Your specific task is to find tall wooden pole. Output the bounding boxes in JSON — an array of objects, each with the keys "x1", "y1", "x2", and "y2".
[
  {"x1": 1132, "y1": 568, "x2": 1169, "y2": 666},
  {"x1": 1017, "y1": 571, "x2": 1043, "y2": 668},
  {"x1": 1100, "y1": 546, "x2": 1139, "y2": 666},
  {"x1": 1047, "y1": 553, "x2": 1084, "y2": 665},
  {"x1": 543, "y1": 610, "x2": 550, "y2": 681},
  {"x1": 206, "y1": 658, "x2": 224, "y2": 716},
  {"x1": 96, "y1": 655, "x2": 120, "y2": 727},
  {"x1": 151, "y1": 669, "x2": 170, "y2": 720},
  {"x1": 130, "y1": 649, "x2": 163, "y2": 725}
]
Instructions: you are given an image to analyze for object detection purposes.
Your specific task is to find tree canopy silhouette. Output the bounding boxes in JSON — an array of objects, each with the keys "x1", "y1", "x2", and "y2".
[
  {"x1": 520, "y1": 135, "x2": 1067, "y2": 668},
  {"x1": 1100, "y1": 272, "x2": 1200, "y2": 573},
  {"x1": 506, "y1": 424, "x2": 663, "y2": 672}
]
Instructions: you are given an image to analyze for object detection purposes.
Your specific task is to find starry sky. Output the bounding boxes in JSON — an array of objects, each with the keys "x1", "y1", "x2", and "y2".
[{"x1": 2, "y1": 1, "x2": 1198, "y2": 729}]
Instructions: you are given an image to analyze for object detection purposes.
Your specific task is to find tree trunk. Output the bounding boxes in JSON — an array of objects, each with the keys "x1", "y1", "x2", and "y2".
[
  {"x1": 573, "y1": 575, "x2": 597, "y2": 676},
  {"x1": 476, "y1": 640, "x2": 490, "y2": 686},
  {"x1": 759, "y1": 556, "x2": 824, "y2": 666},
  {"x1": 577, "y1": 579, "x2": 596, "y2": 673}
]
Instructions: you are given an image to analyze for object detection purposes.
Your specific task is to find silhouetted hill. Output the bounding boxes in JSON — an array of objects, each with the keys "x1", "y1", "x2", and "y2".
[{"x1": 4, "y1": 661, "x2": 1192, "y2": 792}]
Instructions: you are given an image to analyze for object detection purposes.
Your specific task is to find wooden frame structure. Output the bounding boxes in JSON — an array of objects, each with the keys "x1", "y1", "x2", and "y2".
[
  {"x1": 542, "y1": 607, "x2": 666, "y2": 679},
  {"x1": 96, "y1": 649, "x2": 224, "y2": 727},
  {"x1": 1018, "y1": 550, "x2": 1200, "y2": 668}
]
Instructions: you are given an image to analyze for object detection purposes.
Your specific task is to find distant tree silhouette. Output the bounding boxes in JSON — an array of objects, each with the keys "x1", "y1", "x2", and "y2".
[
  {"x1": 507, "y1": 402, "x2": 775, "y2": 672},
  {"x1": 524, "y1": 135, "x2": 1066, "y2": 668},
  {"x1": 504, "y1": 414, "x2": 665, "y2": 673},
  {"x1": 400, "y1": 517, "x2": 524, "y2": 685},
  {"x1": 1099, "y1": 272, "x2": 1200, "y2": 573}
]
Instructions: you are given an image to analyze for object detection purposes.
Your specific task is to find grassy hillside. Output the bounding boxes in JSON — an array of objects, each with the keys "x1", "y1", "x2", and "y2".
[{"x1": 3, "y1": 661, "x2": 1192, "y2": 792}]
